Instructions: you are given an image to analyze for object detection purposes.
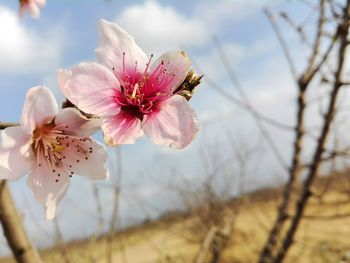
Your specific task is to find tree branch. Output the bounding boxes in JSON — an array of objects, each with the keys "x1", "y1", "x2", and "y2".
[{"x1": 0, "y1": 181, "x2": 42, "y2": 263}]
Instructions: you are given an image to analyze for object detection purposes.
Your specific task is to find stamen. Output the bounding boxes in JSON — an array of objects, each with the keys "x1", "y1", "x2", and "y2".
[
  {"x1": 122, "y1": 52, "x2": 126, "y2": 75},
  {"x1": 143, "y1": 54, "x2": 154, "y2": 75}
]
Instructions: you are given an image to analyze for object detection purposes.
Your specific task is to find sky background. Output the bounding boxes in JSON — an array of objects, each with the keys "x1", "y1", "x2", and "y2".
[{"x1": 0, "y1": 0, "x2": 347, "y2": 256}]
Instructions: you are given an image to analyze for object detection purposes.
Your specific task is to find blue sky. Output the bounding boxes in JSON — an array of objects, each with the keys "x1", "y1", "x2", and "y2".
[{"x1": 0, "y1": 0, "x2": 339, "y2": 255}]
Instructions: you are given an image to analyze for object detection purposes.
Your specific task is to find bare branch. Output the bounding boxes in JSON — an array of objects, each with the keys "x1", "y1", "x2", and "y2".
[
  {"x1": 264, "y1": 8, "x2": 298, "y2": 82},
  {"x1": 0, "y1": 180, "x2": 42, "y2": 263},
  {"x1": 273, "y1": 1, "x2": 350, "y2": 261}
]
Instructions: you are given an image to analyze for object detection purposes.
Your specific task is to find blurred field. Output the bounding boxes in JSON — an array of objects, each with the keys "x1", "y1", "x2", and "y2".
[{"x1": 1, "y1": 172, "x2": 350, "y2": 263}]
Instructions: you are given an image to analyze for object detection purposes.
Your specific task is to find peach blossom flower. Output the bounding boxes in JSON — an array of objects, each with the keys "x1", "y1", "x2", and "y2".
[
  {"x1": 0, "y1": 86, "x2": 108, "y2": 219},
  {"x1": 19, "y1": 0, "x2": 46, "y2": 18},
  {"x1": 58, "y1": 20, "x2": 199, "y2": 149}
]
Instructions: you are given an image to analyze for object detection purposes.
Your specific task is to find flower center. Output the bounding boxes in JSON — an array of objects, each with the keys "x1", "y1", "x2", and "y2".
[
  {"x1": 20, "y1": 0, "x2": 30, "y2": 6},
  {"x1": 113, "y1": 53, "x2": 176, "y2": 119},
  {"x1": 32, "y1": 123, "x2": 94, "y2": 183}
]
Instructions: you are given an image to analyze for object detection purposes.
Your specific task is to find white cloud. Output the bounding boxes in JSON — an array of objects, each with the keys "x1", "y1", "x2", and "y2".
[
  {"x1": 116, "y1": 1, "x2": 208, "y2": 55},
  {"x1": 0, "y1": 6, "x2": 63, "y2": 74},
  {"x1": 196, "y1": 0, "x2": 278, "y2": 30}
]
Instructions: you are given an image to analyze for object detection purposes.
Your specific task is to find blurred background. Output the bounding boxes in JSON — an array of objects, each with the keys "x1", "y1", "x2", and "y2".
[{"x1": 1, "y1": 0, "x2": 350, "y2": 262}]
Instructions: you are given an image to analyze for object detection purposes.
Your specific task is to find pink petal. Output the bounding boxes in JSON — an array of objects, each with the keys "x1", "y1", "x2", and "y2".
[
  {"x1": 34, "y1": 0, "x2": 46, "y2": 6},
  {"x1": 65, "y1": 140, "x2": 109, "y2": 180},
  {"x1": 21, "y1": 86, "x2": 58, "y2": 134},
  {"x1": 101, "y1": 112, "x2": 144, "y2": 146},
  {"x1": 96, "y1": 19, "x2": 148, "y2": 73},
  {"x1": 150, "y1": 51, "x2": 191, "y2": 93},
  {"x1": 142, "y1": 95, "x2": 199, "y2": 149},
  {"x1": 55, "y1": 108, "x2": 101, "y2": 138},
  {"x1": 27, "y1": 3, "x2": 40, "y2": 18},
  {"x1": 0, "y1": 127, "x2": 32, "y2": 180},
  {"x1": 27, "y1": 165, "x2": 69, "y2": 220},
  {"x1": 57, "y1": 63, "x2": 120, "y2": 116}
]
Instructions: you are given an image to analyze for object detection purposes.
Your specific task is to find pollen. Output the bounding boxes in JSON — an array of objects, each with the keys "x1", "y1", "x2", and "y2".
[{"x1": 53, "y1": 143, "x2": 65, "y2": 152}]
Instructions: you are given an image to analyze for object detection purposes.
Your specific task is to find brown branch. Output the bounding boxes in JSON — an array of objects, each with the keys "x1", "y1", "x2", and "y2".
[
  {"x1": 259, "y1": 1, "x2": 329, "y2": 261},
  {"x1": 0, "y1": 180, "x2": 42, "y2": 263},
  {"x1": 273, "y1": 1, "x2": 350, "y2": 261}
]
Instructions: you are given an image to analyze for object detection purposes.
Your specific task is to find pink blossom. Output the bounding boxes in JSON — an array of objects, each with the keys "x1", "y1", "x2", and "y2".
[
  {"x1": 0, "y1": 86, "x2": 108, "y2": 220},
  {"x1": 58, "y1": 19, "x2": 199, "y2": 149},
  {"x1": 19, "y1": 0, "x2": 46, "y2": 18}
]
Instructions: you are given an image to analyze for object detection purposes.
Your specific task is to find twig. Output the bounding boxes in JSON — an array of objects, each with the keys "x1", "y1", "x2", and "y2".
[
  {"x1": 213, "y1": 36, "x2": 289, "y2": 170},
  {"x1": 191, "y1": 59, "x2": 295, "y2": 132},
  {"x1": 106, "y1": 147, "x2": 124, "y2": 263},
  {"x1": 264, "y1": 8, "x2": 298, "y2": 82}
]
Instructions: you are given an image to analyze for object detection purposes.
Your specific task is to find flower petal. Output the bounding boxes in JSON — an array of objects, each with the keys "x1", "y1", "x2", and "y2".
[
  {"x1": 67, "y1": 140, "x2": 109, "y2": 180},
  {"x1": 34, "y1": 0, "x2": 46, "y2": 6},
  {"x1": 57, "y1": 63, "x2": 120, "y2": 116},
  {"x1": 27, "y1": 163, "x2": 70, "y2": 220},
  {"x1": 96, "y1": 19, "x2": 148, "y2": 72},
  {"x1": 28, "y1": 2, "x2": 40, "y2": 18},
  {"x1": 55, "y1": 108, "x2": 101, "y2": 138},
  {"x1": 101, "y1": 112, "x2": 144, "y2": 146},
  {"x1": 142, "y1": 95, "x2": 199, "y2": 149},
  {"x1": 21, "y1": 86, "x2": 58, "y2": 134},
  {"x1": 0, "y1": 127, "x2": 32, "y2": 180},
  {"x1": 151, "y1": 51, "x2": 191, "y2": 93}
]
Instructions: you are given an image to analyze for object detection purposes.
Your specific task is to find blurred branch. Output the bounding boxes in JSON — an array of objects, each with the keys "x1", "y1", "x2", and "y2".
[
  {"x1": 106, "y1": 147, "x2": 125, "y2": 263},
  {"x1": 0, "y1": 122, "x2": 18, "y2": 130},
  {"x1": 0, "y1": 180, "x2": 42, "y2": 263},
  {"x1": 280, "y1": 11, "x2": 311, "y2": 46},
  {"x1": 258, "y1": 1, "x2": 346, "y2": 261},
  {"x1": 213, "y1": 36, "x2": 289, "y2": 170},
  {"x1": 191, "y1": 60, "x2": 295, "y2": 133},
  {"x1": 273, "y1": 1, "x2": 350, "y2": 261},
  {"x1": 195, "y1": 226, "x2": 219, "y2": 263},
  {"x1": 194, "y1": 210, "x2": 233, "y2": 263},
  {"x1": 53, "y1": 218, "x2": 71, "y2": 263},
  {"x1": 264, "y1": 8, "x2": 298, "y2": 82}
]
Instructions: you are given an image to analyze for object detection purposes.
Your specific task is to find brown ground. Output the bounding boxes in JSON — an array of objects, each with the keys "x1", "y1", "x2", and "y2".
[{"x1": 1, "y1": 172, "x2": 350, "y2": 263}]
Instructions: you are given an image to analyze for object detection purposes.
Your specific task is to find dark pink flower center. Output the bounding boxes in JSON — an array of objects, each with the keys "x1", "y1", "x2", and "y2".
[{"x1": 113, "y1": 53, "x2": 176, "y2": 120}]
